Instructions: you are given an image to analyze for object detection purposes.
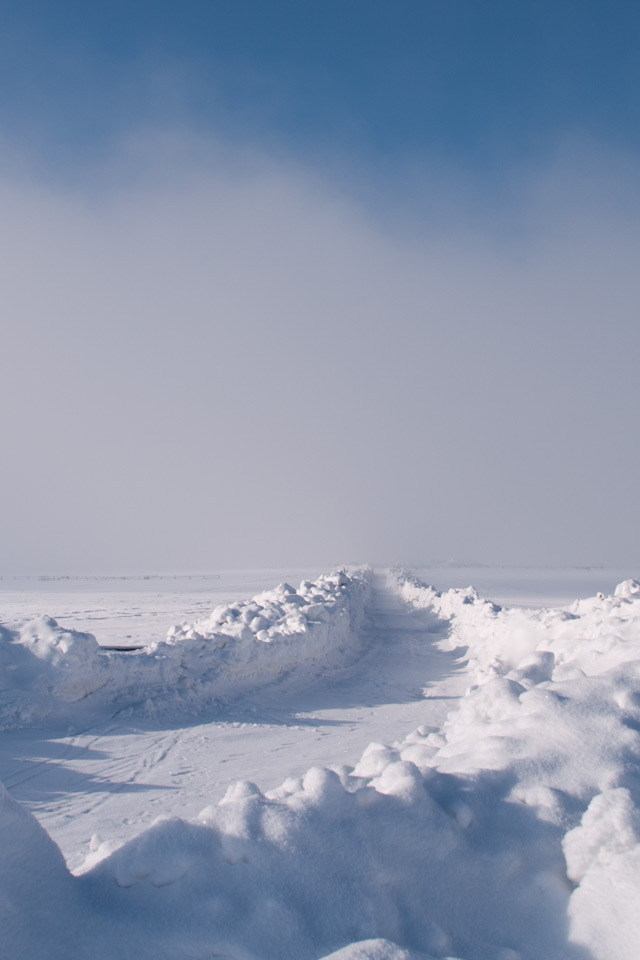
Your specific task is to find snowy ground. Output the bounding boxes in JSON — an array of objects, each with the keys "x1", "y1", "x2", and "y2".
[{"x1": 2, "y1": 566, "x2": 640, "y2": 959}]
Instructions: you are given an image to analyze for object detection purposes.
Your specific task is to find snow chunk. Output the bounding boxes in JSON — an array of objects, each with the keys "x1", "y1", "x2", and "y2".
[
  {"x1": 613, "y1": 578, "x2": 640, "y2": 599},
  {"x1": 563, "y1": 788, "x2": 640, "y2": 885},
  {"x1": 319, "y1": 939, "x2": 436, "y2": 959}
]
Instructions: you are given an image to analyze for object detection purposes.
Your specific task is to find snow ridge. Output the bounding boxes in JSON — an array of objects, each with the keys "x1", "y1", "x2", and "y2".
[{"x1": 0, "y1": 568, "x2": 372, "y2": 729}]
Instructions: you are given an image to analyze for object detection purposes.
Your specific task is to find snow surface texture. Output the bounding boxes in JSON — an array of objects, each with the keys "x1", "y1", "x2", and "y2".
[
  {"x1": 3, "y1": 570, "x2": 640, "y2": 959},
  {"x1": 0, "y1": 569, "x2": 371, "y2": 730}
]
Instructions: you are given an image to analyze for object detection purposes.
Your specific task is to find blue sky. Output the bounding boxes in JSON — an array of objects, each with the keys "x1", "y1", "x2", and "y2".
[
  {"x1": 2, "y1": 1, "x2": 640, "y2": 174},
  {"x1": 2, "y1": 3, "x2": 640, "y2": 572}
]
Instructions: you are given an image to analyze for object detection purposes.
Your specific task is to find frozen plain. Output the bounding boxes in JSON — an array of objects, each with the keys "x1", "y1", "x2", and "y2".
[{"x1": 2, "y1": 565, "x2": 640, "y2": 960}]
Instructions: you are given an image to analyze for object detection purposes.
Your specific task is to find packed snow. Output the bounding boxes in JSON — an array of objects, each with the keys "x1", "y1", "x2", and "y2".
[{"x1": 2, "y1": 567, "x2": 640, "y2": 959}]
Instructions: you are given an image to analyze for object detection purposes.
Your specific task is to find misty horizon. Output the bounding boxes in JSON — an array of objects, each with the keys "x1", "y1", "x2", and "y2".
[{"x1": 3, "y1": 136, "x2": 640, "y2": 574}]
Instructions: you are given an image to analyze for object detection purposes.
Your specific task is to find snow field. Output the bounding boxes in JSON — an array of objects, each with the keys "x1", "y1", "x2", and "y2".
[
  {"x1": 2, "y1": 569, "x2": 640, "y2": 958},
  {"x1": 0, "y1": 568, "x2": 372, "y2": 730}
]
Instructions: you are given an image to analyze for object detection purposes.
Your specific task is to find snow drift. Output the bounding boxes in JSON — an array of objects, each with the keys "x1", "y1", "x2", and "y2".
[
  {"x1": 392, "y1": 571, "x2": 640, "y2": 959},
  {"x1": 0, "y1": 569, "x2": 372, "y2": 729},
  {"x1": 2, "y1": 570, "x2": 640, "y2": 959}
]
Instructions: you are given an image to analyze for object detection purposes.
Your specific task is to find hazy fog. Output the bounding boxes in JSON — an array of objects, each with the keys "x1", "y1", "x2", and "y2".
[{"x1": 2, "y1": 135, "x2": 639, "y2": 572}]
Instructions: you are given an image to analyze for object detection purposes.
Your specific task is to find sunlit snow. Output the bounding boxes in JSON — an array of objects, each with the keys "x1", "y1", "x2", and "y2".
[{"x1": 2, "y1": 567, "x2": 639, "y2": 959}]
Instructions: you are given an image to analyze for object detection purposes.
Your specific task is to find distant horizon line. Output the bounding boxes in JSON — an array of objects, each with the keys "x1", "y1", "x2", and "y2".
[{"x1": 3, "y1": 563, "x2": 637, "y2": 582}]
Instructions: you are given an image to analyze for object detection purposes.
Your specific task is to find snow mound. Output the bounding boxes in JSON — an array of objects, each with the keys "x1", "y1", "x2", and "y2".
[
  {"x1": 319, "y1": 940, "x2": 441, "y2": 959},
  {"x1": 0, "y1": 568, "x2": 372, "y2": 729},
  {"x1": 0, "y1": 617, "x2": 109, "y2": 728},
  {"x1": 0, "y1": 780, "x2": 79, "y2": 957}
]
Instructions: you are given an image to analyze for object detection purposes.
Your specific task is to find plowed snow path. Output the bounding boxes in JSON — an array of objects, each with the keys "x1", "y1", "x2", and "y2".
[{"x1": 1, "y1": 575, "x2": 466, "y2": 871}]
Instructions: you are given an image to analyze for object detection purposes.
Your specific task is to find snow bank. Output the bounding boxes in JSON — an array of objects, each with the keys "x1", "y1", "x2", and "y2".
[
  {"x1": 154, "y1": 569, "x2": 372, "y2": 696},
  {"x1": 392, "y1": 570, "x2": 640, "y2": 959},
  {"x1": 0, "y1": 569, "x2": 372, "y2": 729},
  {"x1": 391, "y1": 569, "x2": 640, "y2": 679}
]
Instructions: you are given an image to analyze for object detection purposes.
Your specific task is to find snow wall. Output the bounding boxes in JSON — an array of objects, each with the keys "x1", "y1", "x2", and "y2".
[
  {"x1": 3, "y1": 570, "x2": 640, "y2": 960},
  {"x1": 0, "y1": 568, "x2": 372, "y2": 730}
]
